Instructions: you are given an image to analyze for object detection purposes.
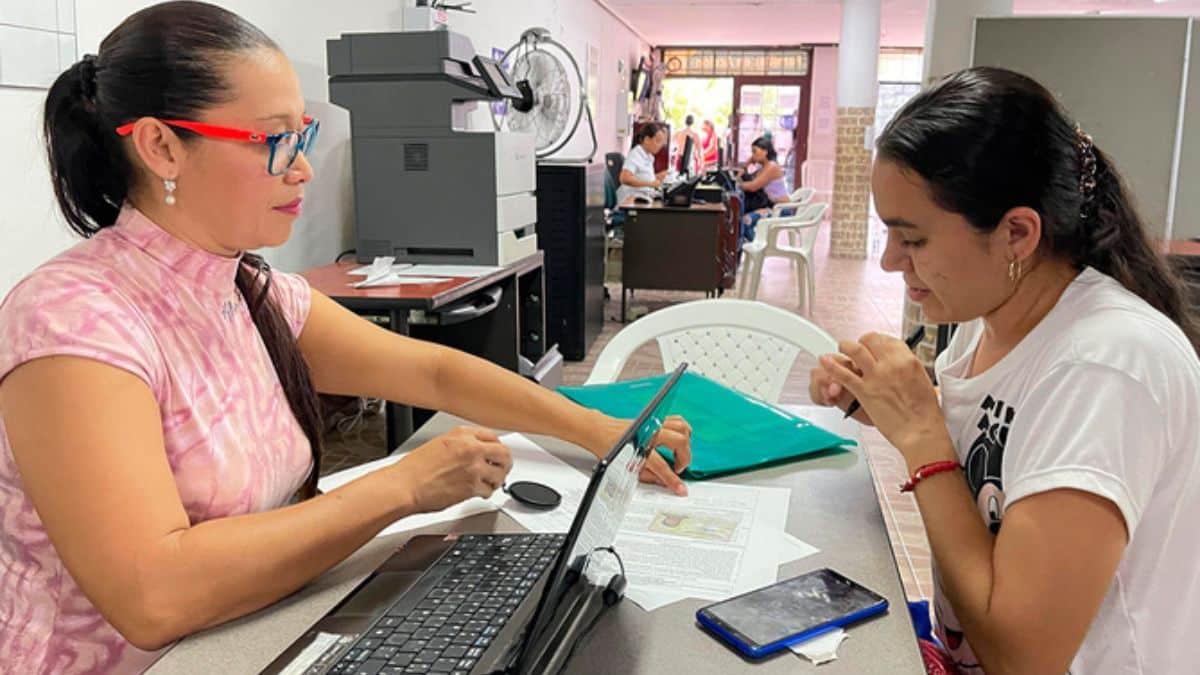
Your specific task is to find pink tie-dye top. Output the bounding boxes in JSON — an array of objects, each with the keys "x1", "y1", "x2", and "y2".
[{"x1": 0, "y1": 205, "x2": 314, "y2": 674}]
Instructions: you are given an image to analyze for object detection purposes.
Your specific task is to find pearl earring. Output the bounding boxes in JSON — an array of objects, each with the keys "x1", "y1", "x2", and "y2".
[{"x1": 164, "y1": 178, "x2": 177, "y2": 206}]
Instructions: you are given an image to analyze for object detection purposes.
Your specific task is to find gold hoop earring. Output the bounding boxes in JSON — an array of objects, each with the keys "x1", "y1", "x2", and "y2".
[{"x1": 1008, "y1": 259, "x2": 1022, "y2": 283}]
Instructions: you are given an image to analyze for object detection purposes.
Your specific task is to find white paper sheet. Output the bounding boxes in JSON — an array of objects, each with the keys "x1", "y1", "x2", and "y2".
[
  {"x1": 400, "y1": 264, "x2": 502, "y2": 278},
  {"x1": 350, "y1": 275, "x2": 447, "y2": 288},
  {"x1": 316, "y1": 433, "x2": 585, "y2": 539},
  {"x1": 499, "y1": 473, "x2": 817, "y2": 612},
  {"x1": 347, "y1": 260, "x2": 409, "y2": 276},
  {"x1": 615, "y1": 481, "x2": 791, "y2": 607},
  {"x1": 320, "y1": 435, "x2": 820, "y2": 612},
  {"x1": 782, "y1": 404, "x2": 863, "y2": 443},
  {"x1": 346, "y1": 264, "x2": 500, "y2": 278}
]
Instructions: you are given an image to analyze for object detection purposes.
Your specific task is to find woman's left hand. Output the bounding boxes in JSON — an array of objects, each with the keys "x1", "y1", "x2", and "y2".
[
  {"x1": 818, "y1": 333, "x2": 952, "y2": 468},
  {"x1": 591, "y1": 414, "x2": 693, "y2": 496}
]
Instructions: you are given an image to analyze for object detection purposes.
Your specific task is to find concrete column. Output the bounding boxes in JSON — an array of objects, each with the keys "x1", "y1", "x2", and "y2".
[
  {"x1": 922, "y1": 0, "x2": 1014, "y2": 84},
  {"x1": 830, "y1": 0, "x2": 881, "y2": 259},
  {"x1": 904, "y1": 0, "x2": 1013, "y2": 364}
]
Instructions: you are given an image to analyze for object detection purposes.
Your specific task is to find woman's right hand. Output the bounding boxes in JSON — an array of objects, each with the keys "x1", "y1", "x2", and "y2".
[
  {"x1": 810, "y1": 355, "x2": 874, "y2": 426},
  {"x1": 389, "y1": 426, "x2": 513, "y2": 513}
]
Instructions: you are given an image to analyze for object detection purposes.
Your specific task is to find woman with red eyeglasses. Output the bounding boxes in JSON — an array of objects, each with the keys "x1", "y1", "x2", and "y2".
[{"x1": 0, "y1": 3, "x2": 692, "y2": 673}]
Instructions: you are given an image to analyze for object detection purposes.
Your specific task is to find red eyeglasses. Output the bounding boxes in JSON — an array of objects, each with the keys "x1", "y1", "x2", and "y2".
[{"x1": 115, "y1": 116, "x2": 320, "y2": 176}]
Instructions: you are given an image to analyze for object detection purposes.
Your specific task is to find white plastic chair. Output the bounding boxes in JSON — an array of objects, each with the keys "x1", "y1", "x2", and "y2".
[
  {"x1": 787, "y1": 186, "x2": 815, "y2": 205},
  {"x1": 738, "y1": 202, "x2": 828, "y2": 316},
  {"x1": 763, "y1": 186, "x2": 814, "y2": 219},
  {"x1": 585, "y1": 299, "x2": 837, "y2": 404}
]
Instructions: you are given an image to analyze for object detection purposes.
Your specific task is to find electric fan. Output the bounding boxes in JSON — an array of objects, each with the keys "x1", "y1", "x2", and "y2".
[{"x1": 496, "y1": 27, "x2": 597, "y2": 161}]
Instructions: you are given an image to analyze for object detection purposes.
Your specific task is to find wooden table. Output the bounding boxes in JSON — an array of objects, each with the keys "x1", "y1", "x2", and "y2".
[
  {"x1": 301, "y1": 253, "x2": 548, "y2": 449},
  {"x1": 618, "y1": 197, "x2": 732, "y2": 321}
]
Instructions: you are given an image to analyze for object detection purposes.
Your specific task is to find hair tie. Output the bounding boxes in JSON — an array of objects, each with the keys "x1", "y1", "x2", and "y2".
[
  {"x1": 77, "y1": 54, "x2": 99, "y2": 102},
  {"x1": 1076, "y1": 126, "x2": 1097, "y2": 222}
]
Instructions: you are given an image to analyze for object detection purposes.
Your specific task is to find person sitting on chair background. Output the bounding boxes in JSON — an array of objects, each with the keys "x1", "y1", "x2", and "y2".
[
  {"x1": 738, "y1": 136, "x2": 790, "y2": 244},
  {"x1": 617, "y1": 122, "x2": 668, "y2": 204}
]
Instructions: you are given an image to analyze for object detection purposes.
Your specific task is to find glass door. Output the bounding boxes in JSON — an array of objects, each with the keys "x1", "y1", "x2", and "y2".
[{"x1": 733, "y1": 78, "x2": 807, "y2": 187}]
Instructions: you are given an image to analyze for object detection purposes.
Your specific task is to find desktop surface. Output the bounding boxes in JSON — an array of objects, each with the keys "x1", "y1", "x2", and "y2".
[
  {"x1": 146, "y1": 413, "x2": 923, "y2": 675},
  {"x1": 619, "y1": 196, "x2": 726, "y2": 212}
]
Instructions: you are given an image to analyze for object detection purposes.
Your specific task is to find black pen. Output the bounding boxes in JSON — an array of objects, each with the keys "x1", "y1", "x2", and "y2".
[{"x1": 842, "y1": 325, "x2": 927, "y2": 420}]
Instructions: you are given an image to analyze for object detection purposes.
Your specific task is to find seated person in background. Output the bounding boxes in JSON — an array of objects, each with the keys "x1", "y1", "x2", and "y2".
[
  {"x1": 738, "y1": 136, "x2": 790, "y2": 243},
  {"x1": 0, "y1": 4, "x2": 693, "y2": 673},
  {"x1": 811, "y1": 66, "x2": 1200, "y2": 674},
  {"x1": 617, "y1": 122, "x2": 668, "y2": 204}
]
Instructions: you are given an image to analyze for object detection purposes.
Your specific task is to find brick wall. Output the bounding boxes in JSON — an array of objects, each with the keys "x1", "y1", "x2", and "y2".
[{"x1": 831, "y1": 106, "x2": 875, "y2": 258}]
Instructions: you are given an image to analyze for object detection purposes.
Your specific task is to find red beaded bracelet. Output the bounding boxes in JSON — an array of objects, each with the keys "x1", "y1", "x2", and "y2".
[{"x1": 900, "y1": 460, "x2": 961, "y2": 493}]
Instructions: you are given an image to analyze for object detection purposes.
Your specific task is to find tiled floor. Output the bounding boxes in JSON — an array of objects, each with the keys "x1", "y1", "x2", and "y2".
[{"x1": 319, "y1": 221, "x2": 934, "y2": 602}]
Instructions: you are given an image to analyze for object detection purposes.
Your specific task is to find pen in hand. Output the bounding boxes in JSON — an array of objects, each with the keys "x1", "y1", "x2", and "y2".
[{"x1": 842, "y1": 325, "x2": 927, "y2": 420}]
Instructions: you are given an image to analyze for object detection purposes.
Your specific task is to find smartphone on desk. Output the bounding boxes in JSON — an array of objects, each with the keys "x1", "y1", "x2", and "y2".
[{"x1": 696, "y1": 568, "x2": 888, "y2": 659}]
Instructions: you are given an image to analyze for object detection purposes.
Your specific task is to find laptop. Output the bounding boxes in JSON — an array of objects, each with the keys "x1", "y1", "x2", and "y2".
[{"x1": 264, "y1": 364, "x2": 687, "y2": 675}]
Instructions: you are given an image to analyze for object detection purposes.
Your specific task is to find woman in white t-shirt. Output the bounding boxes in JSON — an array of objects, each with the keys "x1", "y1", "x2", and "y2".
[
  {"x1": 616, "y1": 122, "x2": 668, "y2": 204},
  {"x1": 810, "y1": 67, "x2": 1200, "y2": 674}
]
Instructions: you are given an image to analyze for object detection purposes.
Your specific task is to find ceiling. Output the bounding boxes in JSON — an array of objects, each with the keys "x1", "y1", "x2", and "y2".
[{"x1": 605, "y1": 0, "x2": 1200, "y2": 47}]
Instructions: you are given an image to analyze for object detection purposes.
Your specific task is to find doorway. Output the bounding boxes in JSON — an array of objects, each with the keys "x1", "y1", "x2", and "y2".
[
  {"x1": 733, "y1": 76, "x2": 811, "y2": 188},
  {"x1": 661, "y1": 77, "x2": 734, "y2": 172}
]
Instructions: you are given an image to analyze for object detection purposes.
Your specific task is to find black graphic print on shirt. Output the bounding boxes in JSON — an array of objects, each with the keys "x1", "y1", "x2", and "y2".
[
  {"x1": 938, "y1": 394, "x2": 1018, "y2": 673},
  {"x1": 964, "y1": 394, "x2": 1014, "y2": 535}
]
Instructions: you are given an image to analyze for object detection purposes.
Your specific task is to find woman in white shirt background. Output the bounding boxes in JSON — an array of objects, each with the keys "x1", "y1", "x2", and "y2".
[
  {"x1": 810, "y1": 66, "x2": 1200, "y2": 674},
  {"x1": 616, "y1": 122, "x2": 668, "y2": 204}
]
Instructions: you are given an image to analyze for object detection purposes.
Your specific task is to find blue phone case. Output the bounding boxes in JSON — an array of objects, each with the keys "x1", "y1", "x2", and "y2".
[{"x1": 695, "y1": 581, "x2": 889, "y2": 659}]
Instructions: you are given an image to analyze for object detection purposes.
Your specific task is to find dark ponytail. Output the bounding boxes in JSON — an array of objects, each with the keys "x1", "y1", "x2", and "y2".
[
  {"x1": 878, "y1": 66, "x2": 1200, "y2": 354},
  {"x1": 42, "y1": 1, "x2": 325, "y2": 496}
]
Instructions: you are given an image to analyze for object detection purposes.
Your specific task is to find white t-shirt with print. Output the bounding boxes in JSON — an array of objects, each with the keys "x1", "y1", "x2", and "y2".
[
  {"x1": 616, "y1": 144, "x2": 657, "y2": 204},
  {"x1": 932, "y1": 267, "x2": 1200, "y2": 674}
]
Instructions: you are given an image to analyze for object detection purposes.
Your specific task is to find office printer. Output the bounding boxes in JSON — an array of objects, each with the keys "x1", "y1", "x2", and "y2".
[{"x1": 328, "y1": 30, "x2": 537, "y2": 265}]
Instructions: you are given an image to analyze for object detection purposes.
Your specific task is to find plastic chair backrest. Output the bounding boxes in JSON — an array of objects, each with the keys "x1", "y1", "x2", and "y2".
[
  {"x1": 585, "y1": 299, "x2": 838, "y2": 403},
  {"x1": 789, "y1": 186, "x2": 815, "y2": 204},
  {"x1": 793, "y1": 202, "x2": 828, "y2": 251}
]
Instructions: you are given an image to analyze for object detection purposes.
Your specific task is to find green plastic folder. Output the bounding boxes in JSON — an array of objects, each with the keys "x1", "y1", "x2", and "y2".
[{"x1": 558, "y1": 371, "x2": 856, "y2": 480}]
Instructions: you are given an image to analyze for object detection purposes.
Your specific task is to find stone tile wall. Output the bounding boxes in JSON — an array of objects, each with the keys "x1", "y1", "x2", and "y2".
[{"x1": 831, "y1": 106, "x2": 875, "y2": 258}]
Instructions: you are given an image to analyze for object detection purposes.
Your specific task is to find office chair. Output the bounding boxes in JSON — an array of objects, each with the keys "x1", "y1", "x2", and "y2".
[
  {"x1": 605, "y1": 152, "x2": 624, "y2": 187},
  {"x1": 603, "y1": 168, "x2": 624, "y2": 289}
]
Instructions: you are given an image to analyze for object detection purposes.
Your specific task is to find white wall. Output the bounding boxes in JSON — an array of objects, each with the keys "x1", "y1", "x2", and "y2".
[
  {"x1": 806, "y1": 47, "x2": 840, "y2": 163},
  {"x1": 0, "y1": 0, "x2": 648, "y2": 296},
  {"x1": 0, "y1": 88, "x2": 79, "y2": 294}
]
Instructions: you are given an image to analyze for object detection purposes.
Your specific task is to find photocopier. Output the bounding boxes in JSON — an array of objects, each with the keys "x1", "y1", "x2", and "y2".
[{"x1": 327, "y1": 30, "x2": 536, "y2": 265}]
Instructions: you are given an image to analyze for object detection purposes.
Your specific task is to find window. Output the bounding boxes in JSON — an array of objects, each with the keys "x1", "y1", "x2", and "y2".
[{"x1": 662, "y1": 48, "x2": 810, "y2": 77}]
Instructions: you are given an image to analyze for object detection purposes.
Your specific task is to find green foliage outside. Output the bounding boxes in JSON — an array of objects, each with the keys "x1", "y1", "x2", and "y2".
[{"x1": 661, "y1": 77, "x2": 733, "y2": 138}]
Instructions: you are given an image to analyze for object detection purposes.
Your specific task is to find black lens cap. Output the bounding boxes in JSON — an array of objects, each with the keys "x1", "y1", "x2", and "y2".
[{"x1": 503, "y1": 481, "x2": 561, "y2": 510}]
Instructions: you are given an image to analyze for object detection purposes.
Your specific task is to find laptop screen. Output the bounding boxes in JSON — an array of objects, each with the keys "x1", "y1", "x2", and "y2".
[{"x1": 514, "y1": 363, "x2": 686, "y2": 670}]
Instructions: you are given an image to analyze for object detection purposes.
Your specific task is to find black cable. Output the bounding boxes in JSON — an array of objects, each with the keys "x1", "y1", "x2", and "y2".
[
  {"x1": 335, "y1": 248, "x2": 356, "y2": 263},
  {"x1": 553, "y1": 547, "x2": 626, "y2": 675}
]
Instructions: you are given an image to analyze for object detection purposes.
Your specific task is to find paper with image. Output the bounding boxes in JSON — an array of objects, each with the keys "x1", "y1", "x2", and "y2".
[
  {"x1": 615, "y1": 481, "x2": 792, "y2": 603},
  {"x1": 320, "y1": 434, "x2": 819, "y2": 611}
]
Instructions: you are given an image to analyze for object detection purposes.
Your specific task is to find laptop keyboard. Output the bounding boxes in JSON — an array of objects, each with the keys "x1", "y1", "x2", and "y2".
[{"x1": 328, "y1": 533, "x2": 566, "y2": 675}]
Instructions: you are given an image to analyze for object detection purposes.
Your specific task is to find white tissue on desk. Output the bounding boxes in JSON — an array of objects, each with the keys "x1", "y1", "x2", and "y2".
[{"x1": 789, "y1": 628, "x2": 849, "y2": 665}]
